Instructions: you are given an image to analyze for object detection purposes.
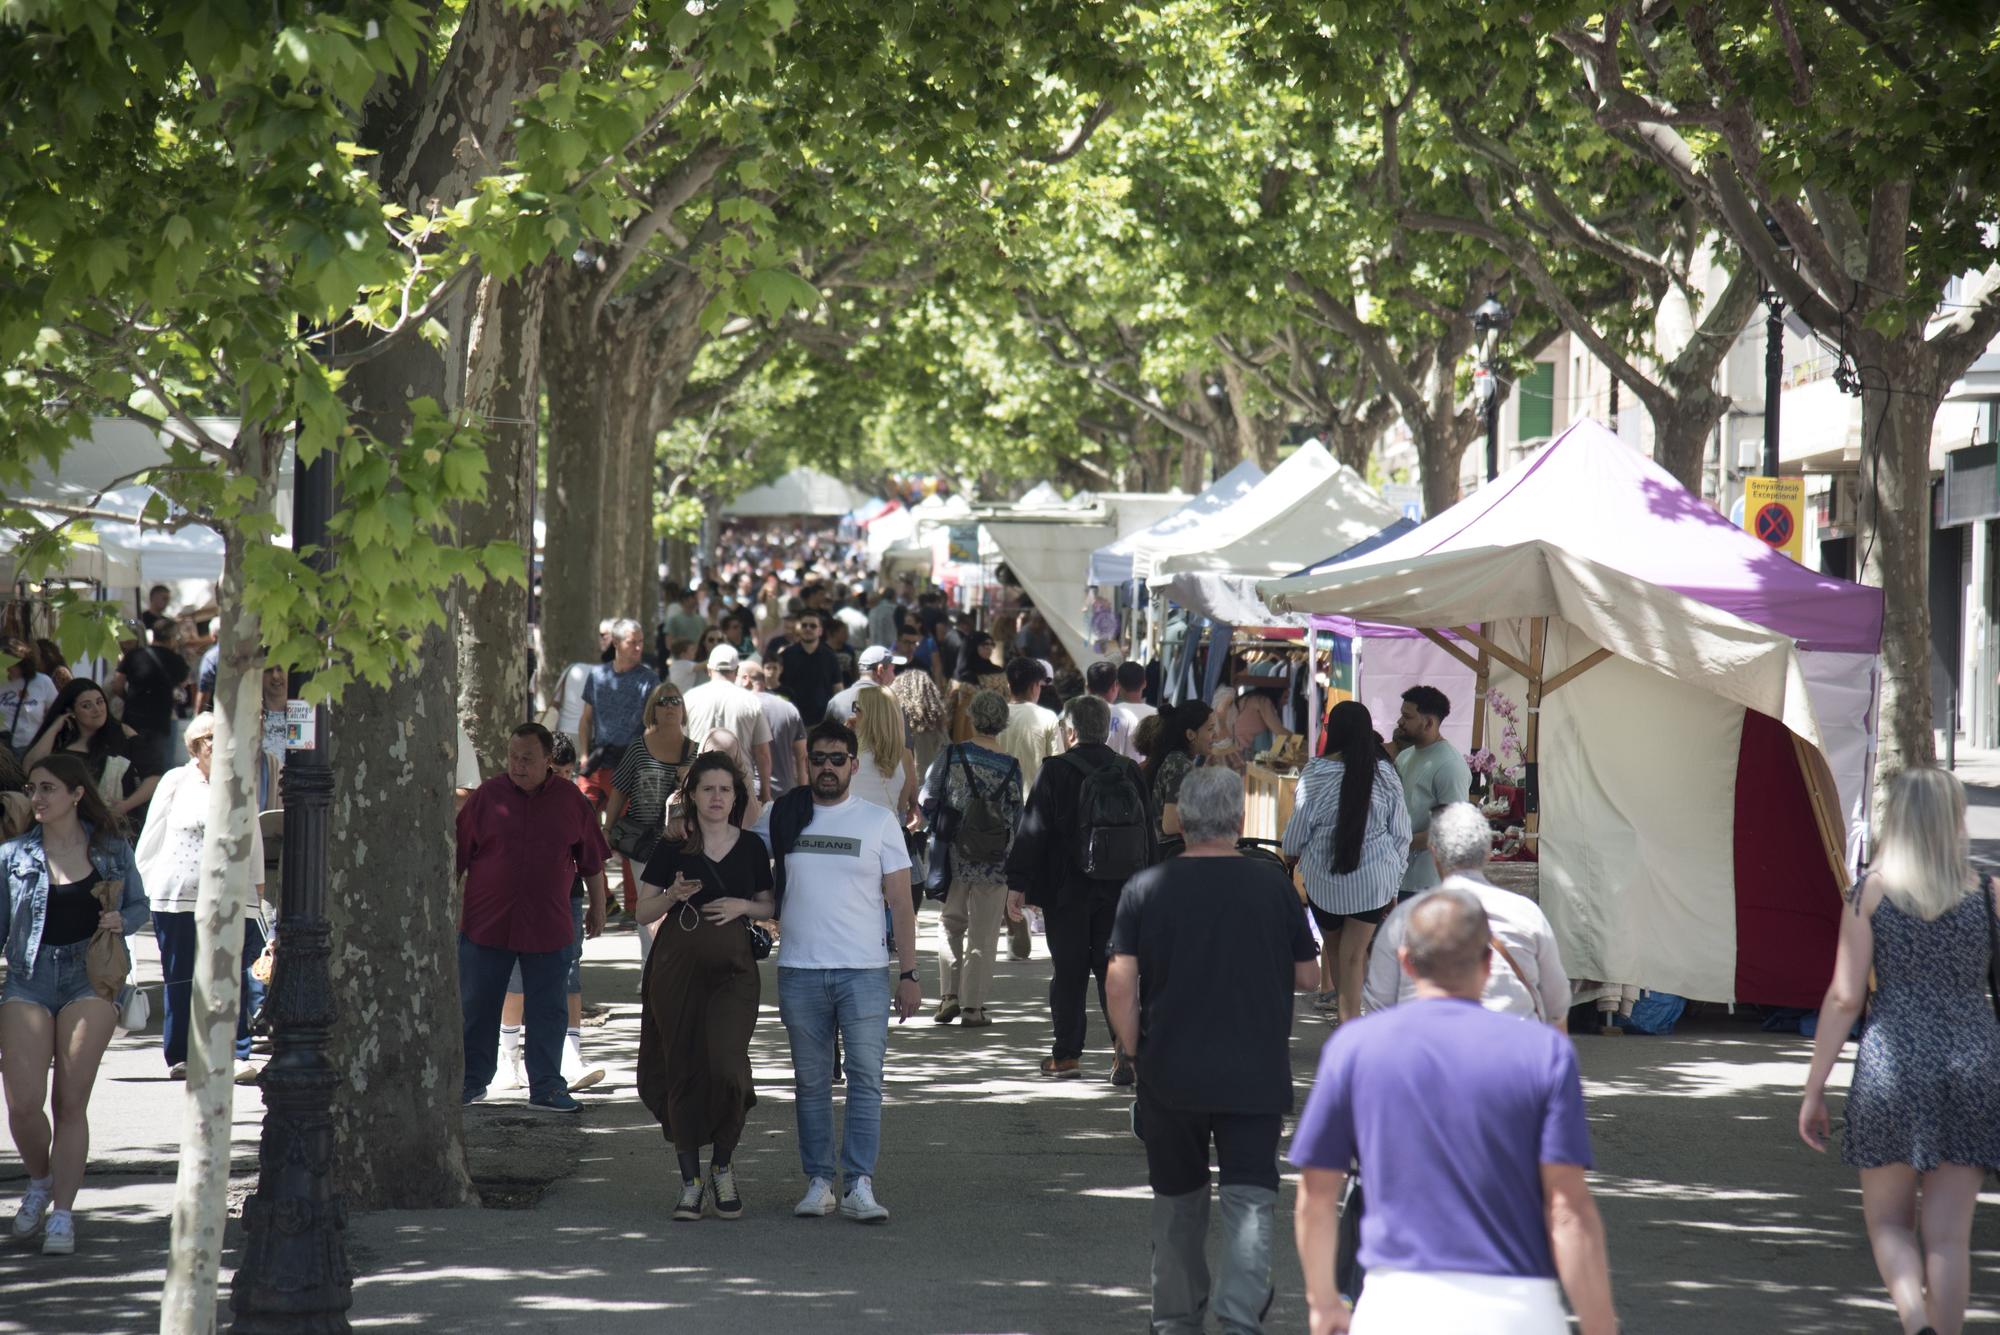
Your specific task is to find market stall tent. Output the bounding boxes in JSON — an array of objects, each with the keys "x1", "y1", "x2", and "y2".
[
  {"x1": 981, "y1": 492, "x2": 1191, "y2": 665},
  {"x1": 722, "y1": 468, "x2": 872, "y2": 519},
  {"x1": 1261, "y1": 420, "x2": 1883, "y2": 1009},
  {"x1": 1150, "y1": 458, "x2": 1401, "y2": 626},
  {"x1": 1088, "y1": 460, "x2": 1265, "y2": 588}
]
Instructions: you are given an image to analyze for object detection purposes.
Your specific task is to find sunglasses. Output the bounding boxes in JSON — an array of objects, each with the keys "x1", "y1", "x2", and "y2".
[
  {"x1": 808, "y1": 752, "x2": 852, "y2": 768},
  {"x1": 658, "y1": 697, "x2": 684, "y2": 708}
]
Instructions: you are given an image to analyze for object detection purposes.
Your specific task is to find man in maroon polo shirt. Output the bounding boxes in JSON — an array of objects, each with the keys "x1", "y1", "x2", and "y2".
[{"x1": 456, "y1": 722, "x2": 609, "y2": 1113}]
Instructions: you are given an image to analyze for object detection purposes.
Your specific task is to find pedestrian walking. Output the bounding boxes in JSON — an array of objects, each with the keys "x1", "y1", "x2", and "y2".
[
  {"x1": 1282, "y1": 701, "x2": 1410, "y2": 1024},
  {"x1": 825, "y1": 644, "x2": 901, "y2": 725},
  {"x1": 918, "y1": 689, "x2": 1022, "y2": 1028},
  {"x1": 778, "y1": 612, "x2": 843, "y2": 727},
  {"x1": 1142, "y1": 701, "x2": 1216, "y2": 854},
  {"x1": 684, "y1": 647, "x2": 774, "y2": 804},
  {"x1": 0, "y1": 753, "x2": 151, "y2": 1256},
  {"x1": 108, "y1": 621, "x2": 188, "y2": 777},
  {"x1": 21, "y1": 678, "x2": 162, "y2": 819},
  {"x1": 770, "y1": 719, "x2": 919, "y2": 1223},
  {"x1": 635, "y1": 751, "x2": 774, "y2": 1222},
  {"x1": 134, "y1": 712, "x2": 267, "y2": 1083},
  {"x1": 1392, "y1": 685, "x2": 1471, "y2": 899},
  {"x1": 456, "y1": 723, "x2": 609, "y2": 1113},
  {"x1": 1799, "y1": 767, "x2": 2000, "y2": 1335},
  {"x1": 579, "y1": 620, "x2": 660, "y2": 912},
  {"x1": 995, "y1": 656, "x2": 1063, "y2": 785},
  {"x1": 1, "y1": 638, "x2": 57, "y2": 762},
  {"x1": 605, "y1": 682, "x2": 695, "y2": 927},
  {"x1": 1291, "y1": 888, "x2": 1617, "y2": 1335},
  {"x1": 739, "y1": 662, "x2": 807, "y2": 800},
  {"x1": 1364, "y1": 802, "x2": 1566, "y2": 1025},
  {"x1": 850, "y1": 688, "x2": 917, "y2": 822},
  {"x1": 890, "y1": 664, "x2": 950, "y2": 787},
  {"x1": 1105, "y1": 767, "x2": 1320, "y2": 1334},
  {"x1": 1084, "y1": 661, "x2": 1137, "y2": 760},
  {"x1": 1005, "y1": 694, "x2": 1156, "y2": 1084},
  {"x1": 944, "y1": 631, "x2": 1001, "y2": 743}
]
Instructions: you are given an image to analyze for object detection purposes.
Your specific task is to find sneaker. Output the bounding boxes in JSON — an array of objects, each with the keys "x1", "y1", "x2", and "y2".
[
  {"x1": 1111, "y1": 1051, "x2": 1136, "y2": 1087},
  {"x1": 672, "y1": 1179, "x2": 705, "y2": 1222},
  {"x1": 1311, "y1": 990, "x2": 1338, "y2": 1013},
  {"x1": 959, "y1": 1009, "x2": 992, "y2": 1028},
  {"x1": 526, "y1": 1089, "x2": 581, "y2": 1114},
  {"x1": 10, "y1": 1183, "x2": 50, "y2": 1239},
  {"x1": 932, "y1": 998, "x2": 961, "y2": 1024},
  {"x1": 839, "y1": 1176, "x2": 889, "y2": 1224},
  {"x1": 499, "y1": 1050, "x2": 526, "y2": 1092},
  {"x1": 461, "y1": 1087, "x2": 488, "y2": 1106},
  {"x1": 233, "y1": 1061, "x2": 263, "y2": 1086},
  {"x1": 562, "y1": 1038, "x2": 605, "y2": 1093},
  {"x1": 1039, "y1": 1057, "x2": 1081, "y2": 1080},
  {"x1": 167, "y1": 1062, "x2": 188, "y2": 1080},
  {"x1": 40, "y1": 1211, "x2": 73, "y2": 1257},
  {"x1": 794, "y1": 1177, "x2": 838, "y2": 1217},
  {"x1": 709, "y1": 1165, "x2": 743, "y2": 1220}
]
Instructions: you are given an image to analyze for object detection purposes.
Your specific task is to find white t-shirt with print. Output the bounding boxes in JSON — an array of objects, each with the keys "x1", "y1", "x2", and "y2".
[
  {"x1": 2, "y1": 675, "x2": 57, "y2": 752},
  {"x1": 777, "y1": 793, "x2": 912, "y2": 970}
]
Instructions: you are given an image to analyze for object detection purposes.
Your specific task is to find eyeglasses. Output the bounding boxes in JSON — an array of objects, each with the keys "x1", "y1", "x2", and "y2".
[
  {"x1": 808, "y1": 752, "x2": 851, "y2": 768},
  {"x1": 658, "y1": 697, "x2": 684, "y2": 708}
]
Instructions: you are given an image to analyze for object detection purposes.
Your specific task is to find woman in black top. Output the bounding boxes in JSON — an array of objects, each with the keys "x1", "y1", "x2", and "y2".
[
  {"x1": 21, "y1": 680, "x2": 161, "y2": 820},
  {"x1": 634, "y1": 752, "x2": 773, "y2": 1223}
]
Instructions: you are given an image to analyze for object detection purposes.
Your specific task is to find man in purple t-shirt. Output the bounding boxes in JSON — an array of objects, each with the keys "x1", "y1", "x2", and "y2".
[{"x1": 1289, "y1": 888, "x2": 1617, "y2": 1335}]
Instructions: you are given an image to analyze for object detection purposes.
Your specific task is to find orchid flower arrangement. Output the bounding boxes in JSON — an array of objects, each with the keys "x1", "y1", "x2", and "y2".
[{"x1": 1484, "y1": 687, "x2": 1527, "y2": 784}]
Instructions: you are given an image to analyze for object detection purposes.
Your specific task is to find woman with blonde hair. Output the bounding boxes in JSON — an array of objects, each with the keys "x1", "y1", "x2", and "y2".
[
  {"x1": 891, "y1": 665, "x2": 949, "y2": 781},
  {"x1": 1800, "y1": 766, "x2": 2000, "y2": 1335},
  {"x1": 849, "y1": 689, "x2": 916, "y2": 822}
]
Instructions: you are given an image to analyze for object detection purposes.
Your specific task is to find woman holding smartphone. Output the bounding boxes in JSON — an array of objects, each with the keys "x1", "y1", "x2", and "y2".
[{"x1": 633, "y1": 752, "x2": 774, "y2": 1223}]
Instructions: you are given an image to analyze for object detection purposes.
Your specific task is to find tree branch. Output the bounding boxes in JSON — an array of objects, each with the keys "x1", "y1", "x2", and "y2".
[{"x1": 1031, "y1": 99, "x2": 1116, "y2": 165}]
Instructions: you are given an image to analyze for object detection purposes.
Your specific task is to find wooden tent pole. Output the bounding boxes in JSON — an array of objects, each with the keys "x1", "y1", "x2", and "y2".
[
  {"x1": 1524, "y1": 617, "x2": 1548, "y2": 848},
  {"x1": 1470, "y1": 646, "x2": 1490, "y2": 756}
]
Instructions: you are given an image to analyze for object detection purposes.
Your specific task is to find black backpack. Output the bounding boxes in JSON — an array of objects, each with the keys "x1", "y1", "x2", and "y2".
[
  {"x1": 1069, "y1": 750, "x2": 1150, "y2": 881},
  {"x1": 953, "y1": 747, "x2": 1018, "y2": 864}
]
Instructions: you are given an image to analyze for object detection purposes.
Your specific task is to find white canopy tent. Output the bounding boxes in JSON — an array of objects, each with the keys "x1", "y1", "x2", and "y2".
[
  {"x1": 1088, "y1": 460, "x2": 1264, "y2": 587},
  {"x1": 1150, "y1": 460, "x2": 1400, "y2": 625},
  {"x1": 1260, "y1": 422, "x2": 1884, "y2": 1008},
  {"x1": 982, "y1": 492, "x2": 1190, "y2": 665},
  {"x1": 723, "y1": 468, "x2": 872, "y2": 519}
]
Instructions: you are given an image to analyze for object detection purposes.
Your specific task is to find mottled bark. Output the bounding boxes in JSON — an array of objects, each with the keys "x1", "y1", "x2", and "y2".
[
  {"x1": 161, "y1": 440, "x2": 278, "y2": 1335},
  {"x1": 458, "y1": 271, "x2": 543, "y2": 775}
]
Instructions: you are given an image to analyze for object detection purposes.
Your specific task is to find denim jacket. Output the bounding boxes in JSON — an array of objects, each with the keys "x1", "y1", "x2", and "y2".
[{"x1": 0, "y1": 823, "x2": 149, "y2": 978}]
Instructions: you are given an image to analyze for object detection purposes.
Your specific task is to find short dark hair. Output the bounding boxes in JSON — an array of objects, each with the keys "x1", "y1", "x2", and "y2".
[
  {"x1": 797, "y1": 612, "x2": 822, "y2": 629},
  {"x1": 1401, "y1": 684, "x2": 1451, "y2": 723},
  {"x1": 510, "y1": 722, "x2": 554, "y2": 755},
  {"x1": 148, "y1": 583, "x2": 170, "y2": 598},
  {"x1": 1116, "y1": 660, "x2": 1146, "y2": 696},
  {"x1": 1004, "y1": 656, "x2": 1044, "y2": 699},
  {"x1": 1085, "y1": 661, "x2": 1117, "y2": 697},
  {"x1": 549, "y1": 732, "x2": 578, "y2": 768},
  {"x1": 806, "y1": 718, "x2": 857, "y2": 756}
]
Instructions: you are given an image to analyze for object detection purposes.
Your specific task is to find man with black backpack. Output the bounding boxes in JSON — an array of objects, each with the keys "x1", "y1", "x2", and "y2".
[{"x1": 1004, "y1": 694, "x2": 1157, "y2": 1083}]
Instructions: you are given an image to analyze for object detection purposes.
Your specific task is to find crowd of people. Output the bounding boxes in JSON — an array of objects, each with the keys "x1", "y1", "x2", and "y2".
[{"x1": 1, "y1": 553, "x2": 1996, "y2": 1335}]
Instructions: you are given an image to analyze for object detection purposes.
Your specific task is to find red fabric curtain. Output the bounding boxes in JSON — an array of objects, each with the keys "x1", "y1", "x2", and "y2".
[{"x1": 1732, "y1": 708, "x2": 1843, "y2": 1007}]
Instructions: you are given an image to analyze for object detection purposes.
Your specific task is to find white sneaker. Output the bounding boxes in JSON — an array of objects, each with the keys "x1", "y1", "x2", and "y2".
[
  {"x1": 498, "y1": 1050, "x2": 525, "y2": 1092},
  {"x1": 41, "y1": 1210, "x2": 73, "y2": 1256},
  {"x1": 671, "y1": 1178, "x2": 705, "y2": 1222},
  {"x1": 793, "y1": 1177, "x2": 837, "y2": 1218},
  {"x1": 233, "y1": 1061, "x2": 263, "y2": 1086},
  {"x1": 10, "y1": 1183, "x2": 50, "y2": 1239},
  {"x1": 839, "y1": 1175, "x2": 889, "y2": 1223},
  {"x1": 561, "y1": 1035, "x2": 604, "y2": 1093}
]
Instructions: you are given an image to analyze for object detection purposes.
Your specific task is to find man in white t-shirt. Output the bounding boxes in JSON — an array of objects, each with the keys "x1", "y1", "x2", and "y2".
[
  {"x1": 1112, "y1": 660, "x2": 1156, "y2": 742},
  {"x1": 774, "y1": 717, "x2": 918, "y2": 1225},
  {"x1": 682, "y1": 646, "x2": 775, "y2": 801}
]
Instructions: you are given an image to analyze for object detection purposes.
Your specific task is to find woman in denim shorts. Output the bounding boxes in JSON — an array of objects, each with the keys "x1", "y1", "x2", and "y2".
[{"x1": 0, "y1": 753, "x2": 150, "y2": 1257}]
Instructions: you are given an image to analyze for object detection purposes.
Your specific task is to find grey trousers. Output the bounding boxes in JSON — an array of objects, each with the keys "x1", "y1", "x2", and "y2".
[{"x1": 1150, "y1": 1183, "x2": 1278, "y2": 1334}]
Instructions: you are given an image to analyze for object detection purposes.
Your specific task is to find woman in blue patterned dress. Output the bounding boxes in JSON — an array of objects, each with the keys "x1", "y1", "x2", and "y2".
[{"x1": 1800, "y1": 766, "x2": 2000, "y2": 1335}]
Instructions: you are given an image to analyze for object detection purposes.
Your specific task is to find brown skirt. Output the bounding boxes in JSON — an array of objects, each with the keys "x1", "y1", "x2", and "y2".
[{"x1": 635, "y1": 907, "x2": 760, "y2": 1155}]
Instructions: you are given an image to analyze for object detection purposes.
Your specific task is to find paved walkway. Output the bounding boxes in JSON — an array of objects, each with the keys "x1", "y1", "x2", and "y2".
[{"x1": 7, "y1": 907, "x2": 1997, "y2": 1334}]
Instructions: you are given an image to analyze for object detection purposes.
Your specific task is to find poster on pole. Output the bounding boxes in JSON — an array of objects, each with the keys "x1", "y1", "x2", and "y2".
[
  {"x1": 945, "y1": 523, "x2": 980, "y2": 565},
  {"x1": 1742, "y1": 477, "x2": 1804, "y2": 562}
]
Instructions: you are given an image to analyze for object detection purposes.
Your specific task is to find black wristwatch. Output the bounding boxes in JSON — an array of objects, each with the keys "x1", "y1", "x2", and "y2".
[{"x1": 898, "y1": 970, "x2": 918, "y2": 983}]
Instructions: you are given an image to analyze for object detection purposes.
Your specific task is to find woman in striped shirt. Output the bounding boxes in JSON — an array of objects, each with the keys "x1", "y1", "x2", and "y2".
[{"x1": 1281, "y1": 700, "x2": 1409, "y2": 1024}]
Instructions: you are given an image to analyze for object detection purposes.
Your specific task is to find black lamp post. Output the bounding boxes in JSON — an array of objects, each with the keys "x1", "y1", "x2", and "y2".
[
  {"x1": 1473, "y1": 295, "x2": 1511, "y2": 482},
  {"x1": 230, "y1": 434, "x2": 352, "y2": 1332},
  {"x1": 1761, "y1": 216, "x2": 1792, "y2": 479}
]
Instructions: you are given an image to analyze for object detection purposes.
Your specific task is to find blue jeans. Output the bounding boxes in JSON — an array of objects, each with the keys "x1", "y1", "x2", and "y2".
[
  {"x1": 460, "y1": 934, "x2": 567, "y2": 1100},
  {"x1": 506, "y1": 897, "x2": 585, "y2": 997},
  {"x1": 778, "y1": 966, "x2": 892, "y2": 1185},
  {"x1": 155, "y1": 911, "x2": 267, "y2": 1065}
]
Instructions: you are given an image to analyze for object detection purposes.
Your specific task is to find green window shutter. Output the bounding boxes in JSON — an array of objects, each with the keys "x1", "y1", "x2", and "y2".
[{"x1": 1517, "y1": 361, "x2": 1554, "y2": 441}]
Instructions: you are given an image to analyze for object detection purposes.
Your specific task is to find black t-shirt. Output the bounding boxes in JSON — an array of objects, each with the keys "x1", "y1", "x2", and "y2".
[
  {"x1": 1108, "y1": 856, "x2": 1317, "y2": 1115},
  {"x1": 44, "y1": 876, "x2": 103, "y2": 948},
  {"x1": 641, "y1": 830, "x2": 774, "y2": 909},
  {"x1": 118, "y1": 646, "x2": 188, "y2": 733},
  {"x1": 778, "y1": 643, "x2": 842, "y2": 727}
]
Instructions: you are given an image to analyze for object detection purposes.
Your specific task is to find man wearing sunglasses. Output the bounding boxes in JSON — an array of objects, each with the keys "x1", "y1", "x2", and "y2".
[{"x1": 766, "y1": 719, "x2": 919, "y2": 1224}]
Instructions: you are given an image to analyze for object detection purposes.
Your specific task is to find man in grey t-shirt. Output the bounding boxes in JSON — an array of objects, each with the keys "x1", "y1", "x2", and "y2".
[{"x1": 1393, "y1": 684, "x2": 1472, "y2": 896}]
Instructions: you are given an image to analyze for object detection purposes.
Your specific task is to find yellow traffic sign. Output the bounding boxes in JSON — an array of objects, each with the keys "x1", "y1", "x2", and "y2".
[{"x1": 1743, "y1": 476, "x2": 1804, "y2": 561}]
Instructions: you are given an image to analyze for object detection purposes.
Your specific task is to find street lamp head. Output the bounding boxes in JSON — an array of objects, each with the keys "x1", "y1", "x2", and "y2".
[{"x1": 1473, "y1": 295, "x2": 1511, "y2": 334}]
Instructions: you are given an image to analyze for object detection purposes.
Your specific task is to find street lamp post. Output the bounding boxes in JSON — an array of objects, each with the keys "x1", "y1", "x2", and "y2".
[
  {"x1": 230, "y1": 439, "x2": 352, "y2": 1332},
  {"x1": 1762, "y1": 289, "x2": 1784, "y2": 478},
  {"x1": 1474, "y1": 295, "x2": 1511, "y2": 482}
]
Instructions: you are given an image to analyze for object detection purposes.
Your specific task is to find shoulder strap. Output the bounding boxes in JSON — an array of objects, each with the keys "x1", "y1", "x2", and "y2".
[{"x1": 1488, "y1": 933, "x2": 1543, "y2": 1023}]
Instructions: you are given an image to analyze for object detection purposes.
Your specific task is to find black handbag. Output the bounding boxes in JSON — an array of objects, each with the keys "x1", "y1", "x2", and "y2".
[
  {"x1": 1984, "y1": 877, "x2": 1999, "y2": 1024},
  {"x1": 1335, "y1": 1171, "x2": 1367, "y2": 1305},
  {"x1": 922, "y1": 745, "x2": 966, "y2": 901}
]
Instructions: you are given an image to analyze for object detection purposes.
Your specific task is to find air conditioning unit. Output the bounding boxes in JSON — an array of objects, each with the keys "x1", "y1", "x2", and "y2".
[
  {"x1": 1734, "y1": 432, "x2": 1765, "y2": 472},
  {"x1": 1824, "y1": 473, "x2": 1861, "y2": 531}
]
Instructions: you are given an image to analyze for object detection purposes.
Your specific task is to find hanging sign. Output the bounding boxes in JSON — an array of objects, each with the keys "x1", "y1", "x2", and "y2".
[
  {"x1": 1742, "y1": 477, "x2": 1804, "y2": 561},
  {"x1": 284, "y1": 700, "x2": 318, "y2": 751}
]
